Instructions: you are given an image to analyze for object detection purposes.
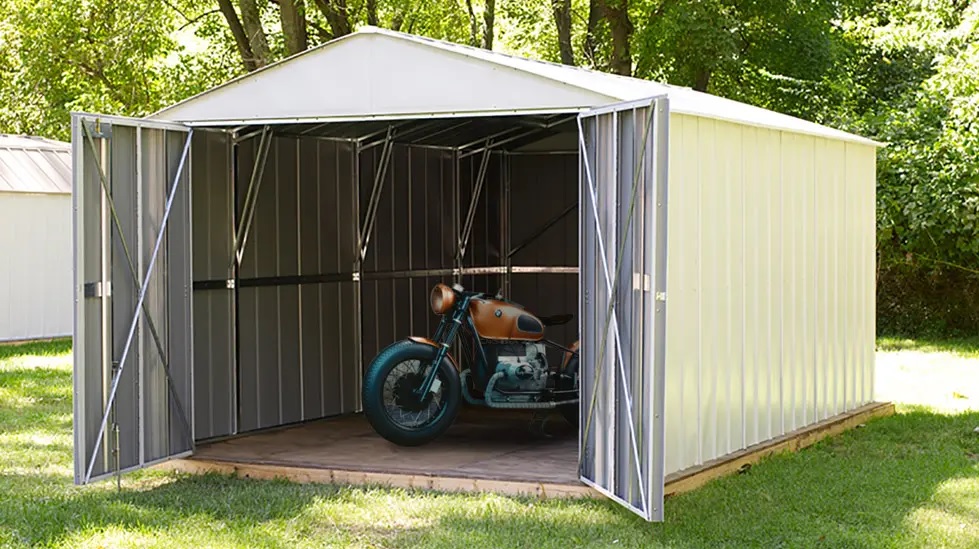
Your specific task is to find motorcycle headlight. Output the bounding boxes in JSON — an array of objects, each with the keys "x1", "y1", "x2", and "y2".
[{"x1": 430, "y1": 283, "x2": 455, "y2": 315}]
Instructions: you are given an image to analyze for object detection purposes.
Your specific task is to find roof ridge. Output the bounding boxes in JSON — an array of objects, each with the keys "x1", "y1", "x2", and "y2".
[{"x1": 363, "y1": 26, "x2": 690, "y2": 91}]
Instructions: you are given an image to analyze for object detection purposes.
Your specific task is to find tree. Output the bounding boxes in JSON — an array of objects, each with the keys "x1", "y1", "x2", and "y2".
[
  {"x1": 600, "y1": 0, "x2": 632, "y2": 75},
  {"x1": 552, "y1": 0, "x2": 574, "y2": 65}
]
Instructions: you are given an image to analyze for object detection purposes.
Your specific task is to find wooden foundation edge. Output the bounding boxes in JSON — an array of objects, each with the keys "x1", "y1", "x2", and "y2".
[
  {"x1": 663, "y1": 401, "x2": 896, "y2": 497},
  {"x1": 154, "y1": 459, "x2": 599, "y2": 499},
  {"x1": 156, "y1": 401, "x2": 894, "y2": 500}
]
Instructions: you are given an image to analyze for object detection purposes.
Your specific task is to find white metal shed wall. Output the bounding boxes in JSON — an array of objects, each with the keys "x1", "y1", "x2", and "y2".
[
  {"x1": 0, "y1": 191, "x2": 73, "y2": 341},
  {"x1": 663, "y1": 113, "x2": 876, "y2": 475}
]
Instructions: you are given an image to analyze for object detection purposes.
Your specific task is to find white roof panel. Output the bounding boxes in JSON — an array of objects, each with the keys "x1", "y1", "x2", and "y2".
[
  {"x1": 0, "y1": 135, "x2": 72, "y2": 194},
  {"x1": 154, "y1": 27, "x2": 880, "y2": 146}
]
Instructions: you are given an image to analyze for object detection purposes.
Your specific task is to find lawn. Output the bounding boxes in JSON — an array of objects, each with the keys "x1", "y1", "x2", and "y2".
[{"x1": 1, "y1": 340, "x2": 978, "y2": 548}]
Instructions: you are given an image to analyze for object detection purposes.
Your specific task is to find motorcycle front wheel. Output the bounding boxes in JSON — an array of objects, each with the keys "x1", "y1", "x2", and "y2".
[{"x1": 362, "y1": 341, "x2": 461, "y2": 446}]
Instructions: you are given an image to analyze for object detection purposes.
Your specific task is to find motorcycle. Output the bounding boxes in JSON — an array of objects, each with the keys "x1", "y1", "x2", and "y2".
[{"x1": 362, "y1": 282, "x2": 580, "y2": 446}]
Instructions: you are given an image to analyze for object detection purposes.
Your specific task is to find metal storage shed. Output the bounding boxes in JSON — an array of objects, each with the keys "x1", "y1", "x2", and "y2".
[
  {"x1": 71, "y1": 27, "x2": 881, "y2": 521},
  {"x1": 0, "y1": 135, "x2": 73, "y2": 342}
]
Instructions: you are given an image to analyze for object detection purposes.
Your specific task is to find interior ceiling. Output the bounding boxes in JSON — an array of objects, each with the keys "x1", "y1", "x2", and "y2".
[{"x1": 233, "y1": 114, "x2": 578, "y2": 153}]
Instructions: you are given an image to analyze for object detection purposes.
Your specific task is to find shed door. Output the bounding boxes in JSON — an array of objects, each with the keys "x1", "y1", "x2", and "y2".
[
  {"x1": 577, "y1": 97, "x2": 669, "y2": 521},
  {"x1": 72, "y1": 114, "x2": 195, "y2": 484}
]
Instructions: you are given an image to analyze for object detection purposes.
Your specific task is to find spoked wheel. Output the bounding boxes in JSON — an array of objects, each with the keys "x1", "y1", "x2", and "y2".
[
  {"x1": 383, "y1": 359, "x2": 448, "y2": 429},
  {"x1": 363, "y1": 341, "x2": 461, "y2": 446}
]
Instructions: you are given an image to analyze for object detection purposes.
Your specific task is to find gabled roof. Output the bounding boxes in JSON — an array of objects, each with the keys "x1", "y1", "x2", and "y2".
[
  {"x1": 154, "y1": 27, "x2": 880, "y2": 146},
  {"x1": 0, "y1": 135, "x2": 72, "y2": 195}
]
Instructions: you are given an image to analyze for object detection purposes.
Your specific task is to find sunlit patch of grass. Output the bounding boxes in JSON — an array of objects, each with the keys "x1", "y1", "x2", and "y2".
[
  {"x1": 1, "y1": 339, "x2": 979, "y2": 547},
  {"x1": 877, "y1": 335, "x2": 979, "y2": 358}
]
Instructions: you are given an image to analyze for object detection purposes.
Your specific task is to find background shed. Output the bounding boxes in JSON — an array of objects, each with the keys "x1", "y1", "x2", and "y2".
[{"x1": 0, "y1": 135, "x2": 73, "y2": 342}]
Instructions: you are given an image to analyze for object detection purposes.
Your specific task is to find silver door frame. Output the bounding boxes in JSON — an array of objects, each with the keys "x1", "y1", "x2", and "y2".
[
  {"x1": 72, "y1": 113, "x2": 195, "y2": 484},
  {"x1": 576, "y1": 96, "x2": 669, "y2": 521}
]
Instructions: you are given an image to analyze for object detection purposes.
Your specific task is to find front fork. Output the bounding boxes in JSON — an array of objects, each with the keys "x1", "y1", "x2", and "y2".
[{"x1": 413, "y1": 295, "x2": 472, "y2": 399}]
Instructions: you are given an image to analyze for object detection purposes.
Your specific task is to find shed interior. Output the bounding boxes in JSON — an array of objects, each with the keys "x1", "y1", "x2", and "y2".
[{"x1": 189, "y1": 114, "x2": 585, "y2": 485}]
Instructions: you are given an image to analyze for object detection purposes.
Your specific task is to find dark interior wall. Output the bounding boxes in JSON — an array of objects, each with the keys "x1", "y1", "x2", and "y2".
[
  {"x1": 358, "y1": 144, "x2": 507, "y2": 363},
  {"x1": 507, "y1": 152, "x2": 580, "y2": 352},
  {"x1": 190, "y1": 130, "x2": 236, "y2": 440},
  {"x1": 191, "y1": 128, "x2": 580, "y2": 440},
  {"x1": 358, "y1": 146, "x2": 578, "y2": 365},
  {"x1": 234, "y1": 136, "x2": 360, "y2": 433}
]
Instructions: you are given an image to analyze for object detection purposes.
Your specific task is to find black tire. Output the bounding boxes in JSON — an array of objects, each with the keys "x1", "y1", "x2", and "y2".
[
  {"x1": 557, "y1": 354, "x2": 579, "y2": 429},
  {"x1": 362, "y1": 340, "x2": 461, "y2": 446}
]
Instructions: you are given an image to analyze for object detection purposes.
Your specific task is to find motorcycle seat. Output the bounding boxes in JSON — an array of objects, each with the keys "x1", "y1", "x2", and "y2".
[{"x1": 539, "y1": 313, "x2": 573, "y2": 327}]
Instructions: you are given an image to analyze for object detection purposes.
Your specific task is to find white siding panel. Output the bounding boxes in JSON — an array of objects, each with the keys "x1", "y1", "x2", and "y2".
[
  {"x1": 664, "y1": 114, "x2": 702, "y2": 473},
  {"x1": 0, "y1": 192, "x2": 73, "y2": 341},
  {"x1": 663, "y1": 114, "x2": 876, "y2": 477},
  {"x1": 698, "y1": 117, "x2": 721, "y2": 463}
]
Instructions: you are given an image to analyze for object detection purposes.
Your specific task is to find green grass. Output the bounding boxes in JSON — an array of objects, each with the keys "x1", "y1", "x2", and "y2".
[
  {"x1": 877, "y1": 335, "x2": 979, "y2": 357},
  {"x1": 1, "y1": 339, "x2": 978, "y2": 548}
]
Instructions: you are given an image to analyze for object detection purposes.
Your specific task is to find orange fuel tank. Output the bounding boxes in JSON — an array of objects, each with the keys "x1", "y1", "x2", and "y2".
[{"x1": 469, "y1": 298, "x2": 545, "y2": 341}]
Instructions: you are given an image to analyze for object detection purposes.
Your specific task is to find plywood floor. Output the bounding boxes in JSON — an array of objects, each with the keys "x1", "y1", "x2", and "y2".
[{"x1": 193, "y1": 408, "x2": 580, "y2": 486}]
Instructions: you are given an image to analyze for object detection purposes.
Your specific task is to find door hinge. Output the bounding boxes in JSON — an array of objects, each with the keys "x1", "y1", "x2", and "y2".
[
  {"x1": 83, "y1": 281, "x2": 110, "y2": 298},
  {"x1": 633, "y1": 273, "x2": 652, "y2": 292},
  {"x1": 655, "y1": 291, "x2": 667, "y2": 302},
  {"x1": 225, "y1": 279, "x2": 236, "y2": 289}
]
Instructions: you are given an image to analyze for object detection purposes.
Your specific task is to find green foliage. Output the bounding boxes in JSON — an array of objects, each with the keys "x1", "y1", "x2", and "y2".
[{"x1": 0, "y1": 0, "x2": 238, "y2": 140}]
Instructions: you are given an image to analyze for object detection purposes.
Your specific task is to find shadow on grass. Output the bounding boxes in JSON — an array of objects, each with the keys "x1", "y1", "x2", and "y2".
[{"x1": 0, "y1": 338, "x2": 72, "y2": 361}]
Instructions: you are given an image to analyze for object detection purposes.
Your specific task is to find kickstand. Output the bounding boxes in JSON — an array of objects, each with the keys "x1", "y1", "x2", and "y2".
[{"x1": 528, "y1": 410, "x2": 554, "y2": 438}]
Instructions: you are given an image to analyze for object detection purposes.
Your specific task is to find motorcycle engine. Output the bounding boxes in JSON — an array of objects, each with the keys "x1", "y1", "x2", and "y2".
[{"x1": 491, "y1": 342, "x2": 549, "y2": 394}]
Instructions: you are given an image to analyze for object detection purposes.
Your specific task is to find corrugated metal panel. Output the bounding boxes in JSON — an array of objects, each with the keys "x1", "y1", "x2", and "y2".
[
  {"x1": 152, "y1": 29, "x2": 879, "y2": 146},
  {"x1": 0, "y1": 135, "x2": 72, "y2": 194},
  {"x1": 190, "y1": 130, "x2": 236, "y2": 440},
  {"x1": 507, "y1": 153, "x2": 578, "y2": 354},
  {"x1": 0, "y1": 193, "x2": 72, "y2": 340},
  {"x1": 359, "y1": 145, "x2": 461, "y2": 364},
  {"x1": 663, "y1": 114, "x2": 877, "y2": 476},
  {"x1": 236, "y1": 136, "x2": 360, "y2": 433}
]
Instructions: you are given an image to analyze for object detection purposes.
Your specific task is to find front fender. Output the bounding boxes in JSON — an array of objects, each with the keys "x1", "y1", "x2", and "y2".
[{"x1": 405, "y1": 337, "x2": 460, "y2": 371}]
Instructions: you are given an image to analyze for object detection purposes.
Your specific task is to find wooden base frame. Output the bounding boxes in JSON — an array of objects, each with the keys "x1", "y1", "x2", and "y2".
[{"x1": 158, "y1": 402, "x2": 894, "y2": 501}]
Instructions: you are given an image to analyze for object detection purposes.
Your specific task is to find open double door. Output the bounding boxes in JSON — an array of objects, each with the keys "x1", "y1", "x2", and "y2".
[{"x1": 71, "y1": 96, "x2": 669, "y2": 521}]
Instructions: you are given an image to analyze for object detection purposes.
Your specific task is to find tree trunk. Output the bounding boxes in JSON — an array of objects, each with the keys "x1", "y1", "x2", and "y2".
[
  {"x1": 465, "y1": 0, "x2": 479, "y2": 47},
  {"x1": 238, "y1": 0, "x2": 271, "y2": 67},
  {"x1": 313, "y1": 0, "x2": 352, "y2": 37},
  {"x1": 693, "y1": 68, "x2": 710, "y2": 92},
  {"x1": 367, "y1": 0, "x2": 378, "y2": 26},
  {"x1": 216, "y1": 0, "x2": 258, "y2": 71},
  {"x1": 482, "y1": 0, "x2": 496, "y2": 50},
  {"x1": 600, "y1": 0, "x2": 632, "y2": 76},
  {"x1": 238, "y1": 0, "x2": 271, "y2": 68},
  {"x1": 552, "y1": 0, "x2": 574, "y2": 65},
  {"x1": 279, "y1": 0, "x2": 308, "y2": 55},
  {"x1": 584, "y1": 0, "x2": 602, "y2": 66}
]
